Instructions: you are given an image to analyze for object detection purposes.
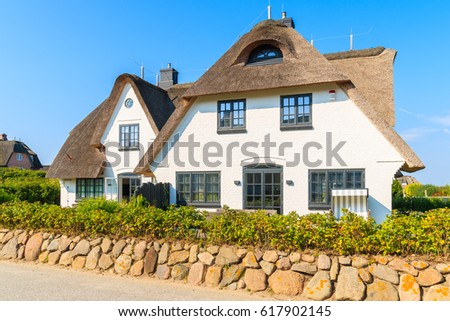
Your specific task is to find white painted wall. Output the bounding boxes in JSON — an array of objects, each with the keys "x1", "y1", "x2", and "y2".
[
  {"x1": 62, "y1": 83, "x2": 156, "y2": 206},
  {"x1": 60, "y1": 179, "x2": 76, "y2": 208},
  {"x1": 101, "y1": 83, "x2": 157, "y2": 200},
  {"x1": 152, "y1": 84, "x2": 405, "y2": 223}
]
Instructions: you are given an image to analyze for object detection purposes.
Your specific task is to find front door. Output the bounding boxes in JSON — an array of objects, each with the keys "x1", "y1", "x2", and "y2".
[
  {"x1": 119, "y1": 175, "x2": 141, "y2": 202},
  {"x1": 243, "y1": 164, "x2": 282, "y2": 213}
]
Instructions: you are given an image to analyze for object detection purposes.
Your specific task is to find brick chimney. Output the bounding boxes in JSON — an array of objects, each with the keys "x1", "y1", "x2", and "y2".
[
  {"x1": 159, "y1": 63, "x2": 178, "y2": 90},
  {"x1": 279, "y1": 12, "x2": 295, "y2": 29},
  {"x1": 0, "y1": 133, "x2": 7, "y2": 141}
]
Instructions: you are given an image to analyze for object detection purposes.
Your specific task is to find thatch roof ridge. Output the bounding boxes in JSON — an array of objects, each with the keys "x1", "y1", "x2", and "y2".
[
  {"x1": 324, "y1": 47, "x2": 386, "y2": 60},
  {"x1": 251, "y1": 19, "x2": 288, "y2": 30}
]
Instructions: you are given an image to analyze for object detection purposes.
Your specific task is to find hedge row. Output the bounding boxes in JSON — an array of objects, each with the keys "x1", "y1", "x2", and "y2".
[
  {"x1": 0, "y1": 168, "x2": 60, "y2": 205},
  {"x1": 393, "y1": 196, "x2": 450, "y2": 212},
  {"x1": 0, "y1": 198, "x2": 449, "y2": 256}
]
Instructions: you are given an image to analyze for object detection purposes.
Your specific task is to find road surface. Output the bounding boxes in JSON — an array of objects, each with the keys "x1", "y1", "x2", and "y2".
[{"x1": 0, "y1": 260, "x2": 273, "y2": 301}]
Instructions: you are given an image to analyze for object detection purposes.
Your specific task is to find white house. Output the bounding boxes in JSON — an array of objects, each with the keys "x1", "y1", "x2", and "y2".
[{"x1": 47, "y1": 17, "x2": 424, "y2": 223}]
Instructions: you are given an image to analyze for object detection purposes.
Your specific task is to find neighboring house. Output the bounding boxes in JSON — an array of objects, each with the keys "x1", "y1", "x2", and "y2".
[
  {"x1": 0, "y1": 134, "x2": 43, "y2": 170},
  {"x1": 47, "y1": 17, "x2": 424, "y2": 222},
  {"x1": 395, "y1": 171, "x2": 419, "y2": 189}
]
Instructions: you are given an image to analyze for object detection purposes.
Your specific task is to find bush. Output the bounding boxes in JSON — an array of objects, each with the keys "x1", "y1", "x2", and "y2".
[
  {"x1": 393, "y1": 196, "x2": 450, "y2": 212},
  {"x1": 392, "y1": 180, "x2": 403, "y2": 198},
  {"x1": 0, "y1": 200, "x2": 449, "y2": 255},
  {"x1": 377, "y1": 209, "x2": 450, "y2": 255},
  {"x1": 0, "y1": 197, "x2": 206, "y2": 240},
  {"x1": 0, "y1": 168, "x2": 60, "y2": 204},
  {"x1": 295, "y1": 212, "x2": 338, "y2": 250},
  {"x1": 333, "y1": 211, "x2": 378, "y2": 254}
]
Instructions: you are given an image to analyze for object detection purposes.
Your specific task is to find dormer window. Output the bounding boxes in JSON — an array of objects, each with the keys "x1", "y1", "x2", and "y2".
[{"x1": 248, "y1": 45, "x2": 283, "y2": 66}]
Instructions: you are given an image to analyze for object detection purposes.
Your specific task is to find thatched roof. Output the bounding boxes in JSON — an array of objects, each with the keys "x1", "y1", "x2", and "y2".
[
  {"x1": 166, "y1": 83, "x2": 194, "y2": 109},
  {"x1": 47, "y1": 74, "x2": 176, "y2": 179},
  {"x1": 0, "y1": 140, "x2": 42, "y2": 169},
  {"x1": 338, "y1": 82, "x2": 424, "y2": 172},
  {"x1": 325, "y1": 47, "x2": 397, "y2": 127},
  {"x1": 135, "y1": 20, "x2": 424, "y2": 175},
  {"x1": 183, "y1": 20, "x2": 349, "y2": 98}
]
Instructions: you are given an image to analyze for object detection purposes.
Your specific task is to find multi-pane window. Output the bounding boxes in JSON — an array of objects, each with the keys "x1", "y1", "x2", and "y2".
[
  {"x1": 176, "y1": 172, "x2": 220, "y2": 206},
  {"x1": 248, "y1": 45, "x2": 283, "y2": 65},
  {"x1": 281, "y1": 94, "x2": 312, "y2": 128},
  {"x1": 218, "y1": 100, "x2": 245, "y2": 131},
  {"x1": 76, "y1": 178, "x2": 104, "y2": 199},
  {"x1": 16, "y1": 153, "x2": 23, "y2": 161},
  {"x1": 119, "y1": 124, "x2": 139, "y2": 149},
  {"x1": 309, "y1": 169, "x2": 365, "y2": 209}
]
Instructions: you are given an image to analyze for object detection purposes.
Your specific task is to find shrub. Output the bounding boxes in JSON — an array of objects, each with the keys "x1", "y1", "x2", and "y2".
[
  {"x1": 392, "y1": 180, "x2": 403, "y2": 198},
  {"x1": 393, "y1": 196, "x2": 450, "y2": 212},
  {"x1": 377, "y1": 208, "x2": 450, "y2": 255},
  {"x1": 0, "y1": 200, "x2": 449, "y2": 255},
  {"x1": 333, "y1": 210, "x2": 379, "y2": 254},
  {"x1": 0, "y1": 190, "x2": 16, "y2": 203},
  {"x1": 206, "y1": 207, "x2": 270, "y2": 246},
  {"x1": 0, "y1": 168, "x2": 60, "y2": 204},
  {"x1": 295, "y1": 212, "x2": 338, "y2": 250}
]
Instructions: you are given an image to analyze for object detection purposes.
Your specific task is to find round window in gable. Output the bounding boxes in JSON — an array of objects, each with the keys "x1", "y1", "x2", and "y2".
[
  {"x1": 124, "y1": 98, "x2": 134, "y2": 108},
  {"x1": 248, "y1": 45, "x2": 283, "y2": 65}
]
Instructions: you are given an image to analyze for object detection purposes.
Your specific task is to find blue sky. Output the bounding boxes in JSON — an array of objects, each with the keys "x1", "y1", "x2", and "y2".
[{"x1": 0, "y1": 0, "x2": 449, "y2": 185}]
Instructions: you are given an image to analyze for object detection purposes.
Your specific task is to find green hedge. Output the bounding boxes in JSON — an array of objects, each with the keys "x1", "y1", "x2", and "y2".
[
  {"x1": 0, "y1": 199, "x2": 449, "y2": 255},
  {"x1": 0, "y1": 197, "x2": 205, "y2": 241},
  {"x1": 0, "y1": 168, "x2": 60, "y2": 205},
  {"x1": 393, "y1": 196, "x2": 450, "y2": 212}
]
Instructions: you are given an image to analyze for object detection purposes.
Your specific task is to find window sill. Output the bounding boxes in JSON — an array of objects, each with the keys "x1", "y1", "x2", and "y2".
[
  {"x1": 280, "y1": 125, "x2": 313, "y2": 131},
  {"x1": 217, "y1": 128, "x2": 247, "y2": 134},
  {"x1": 308, "y1": 204, "x2": 332, "y2": 211},
  {"x1": 187, "y1": 203, "x2": 221, "y2": 208},
  {"x1": 246, "y1": 58, "x2": 283, "y2": 67},
  {"x1": 119, "y1": 147, "x2": 140, "y2": 151}
]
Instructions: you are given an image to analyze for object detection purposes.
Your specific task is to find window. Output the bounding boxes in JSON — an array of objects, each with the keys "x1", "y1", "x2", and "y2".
[
  {"x1": 119, "y1": 124, "x2": 139, "y2": 150},
  {"x1": 248, "y1": 45, "x2": 283, "y2": 65},
  {"x1": 309, "y1": 169, "x2": 365, "y2": 209},
  {"x1": 176, "y1": 172, "x2": 220, "y2": 206},
  {"x1": 218, "y1": 100, "x2": 246, "y2": 132},
  {"x1": 76, "y1": 178, "x2": 104, "y2": 199},
  {"x1": 281, "y1": 94, "x2": 312, "y2": 129},
  {"x1": 16, "y1": 153, "x2": 22, "y2": 161}
]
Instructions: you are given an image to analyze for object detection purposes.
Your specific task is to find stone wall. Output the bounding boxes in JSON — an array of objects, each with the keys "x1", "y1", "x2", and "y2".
[{"x1": 1, "y1": 229, "x2": 449, "y2": 301}]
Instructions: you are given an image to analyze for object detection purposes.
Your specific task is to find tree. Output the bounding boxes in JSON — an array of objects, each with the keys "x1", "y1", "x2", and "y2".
[{"x1": 392, "y1": 179, "x2": 403, "y2": 198}]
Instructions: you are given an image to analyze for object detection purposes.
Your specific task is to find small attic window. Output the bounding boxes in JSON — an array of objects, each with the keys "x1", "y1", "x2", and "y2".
[{"x1": 247, "y1": 45, "x2": 283, "y2": 66}]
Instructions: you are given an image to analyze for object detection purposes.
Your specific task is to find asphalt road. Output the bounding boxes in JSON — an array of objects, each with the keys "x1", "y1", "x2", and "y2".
[{"x1": 0, "y1": 260, "x2": 272, "y2": 301}]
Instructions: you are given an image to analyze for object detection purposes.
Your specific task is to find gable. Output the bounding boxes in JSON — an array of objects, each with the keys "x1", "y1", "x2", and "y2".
[
  {"x1": 47, "y1": 74, "x2": 176, "y2": 179},
  {"x1": 101, "y1": 83, "x2": 158, "y2": 144}
]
